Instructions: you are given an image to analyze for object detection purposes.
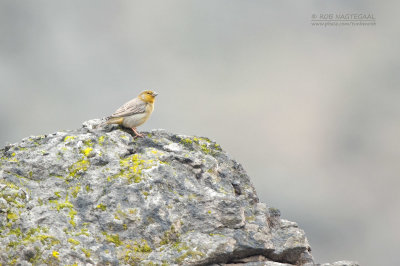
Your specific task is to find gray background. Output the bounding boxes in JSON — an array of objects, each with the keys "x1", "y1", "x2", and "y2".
[{"x1": 1, "y1": 1, "x2": 399, "y2": 265}]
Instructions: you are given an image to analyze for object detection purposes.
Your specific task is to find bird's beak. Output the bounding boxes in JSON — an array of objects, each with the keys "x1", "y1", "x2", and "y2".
[{"x1": 153, "y1": 92, "x2": 158, "y2": 97}]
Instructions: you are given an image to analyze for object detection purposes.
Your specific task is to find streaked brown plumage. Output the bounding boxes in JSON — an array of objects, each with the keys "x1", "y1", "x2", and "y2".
[{"x1": 99, "y1": 90, "x2": 158, "y2": 137}]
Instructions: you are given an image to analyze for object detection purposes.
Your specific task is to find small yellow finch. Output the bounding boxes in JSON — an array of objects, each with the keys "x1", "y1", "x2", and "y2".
[{"x1": 99, "y1": 90, "x2": 158, "y2": 137}]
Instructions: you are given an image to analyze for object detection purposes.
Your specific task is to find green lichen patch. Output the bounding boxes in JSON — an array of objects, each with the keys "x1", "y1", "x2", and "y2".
[
  {"x1": 0, "y1": 154, "x2": 19, "y2": 163},
  {"x1": 0, "y1": 180, "x2": 26, "y2": 209},
  {"x1": 70, "y1": 184, "x2": 81, "y2": 198},
  {"x1": 81, "y1": 248, "x2": 91, "y2": 258},
  {"x1": 96, "y1": 204, "x2": 107, "y2": 211},
  {"x1": 69, "y1": 209, "x2": 77, "y2": 227},
  {"x1": 180, "y1": 136, "x2": 220, "y2": 155},
  {"x1": 48, "y1": 198, "x2": 74, "y2": 211},
  {"x1": 172, "y1": 242, "x2": 190, "y2": 252},
  {"x1": 7, "y1": 211, "x2": 18, "y2": 222},
  {"x1": 102, "y1": 232, "x2": 122, "y2": 246},
  {"x1": 245, "y1": 215, "x2": 256, "y2": 222},
  {"x1": 122, "y1": 239, "x2": 152, "y2": 264},
  {"x1": 1, "y1": 225, "x2": 60, "y2": 264},
  {"x1": 48, "y1": 194, "x2": 77, "y2": 227},
  {"x1": 83, "y1": 139, "x2": 94, "y2": 147},
  {"x1": 109, "y1": 154, "x2": 155, "y2": 184},
  {"x1": 159, "y1": 224, "x2": 181, "y2": 246},
  {"x1": 8, "y1": 227, "x2": 22, "y2": 237},
  {"x1": 64, "y1": 226, "x2": 89, "y2": 237},
  {"x1": 114, "y1": 207, "x2": 129, "y2": 221},
  {"x1": 66, "y1": 137, "x2": 96, "y2": 179},
  {"x1": 175, "y1": 250, "x2": 205, "y2": 264},
  {"x1": 209, "y1": 233, "x2": 225, "y2": 237},
  {"x1": 68, "y1": 238, "x2": 80, "y2": 246}
]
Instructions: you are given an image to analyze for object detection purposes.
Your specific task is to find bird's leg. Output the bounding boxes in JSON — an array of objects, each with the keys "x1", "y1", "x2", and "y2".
[{"x1": 131, "y1": 127, "x2": 144, "y2": 138}]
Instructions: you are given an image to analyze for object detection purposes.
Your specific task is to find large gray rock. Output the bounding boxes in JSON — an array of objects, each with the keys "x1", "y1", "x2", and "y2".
[{"x1": 0, "y1": 120, "x2": 357, "y2": 265}]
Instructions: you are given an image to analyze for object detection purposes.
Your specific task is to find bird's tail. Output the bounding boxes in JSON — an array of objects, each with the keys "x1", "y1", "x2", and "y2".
[{"x1": 94, "y1": 117, "x2": 123, "y2": 129}]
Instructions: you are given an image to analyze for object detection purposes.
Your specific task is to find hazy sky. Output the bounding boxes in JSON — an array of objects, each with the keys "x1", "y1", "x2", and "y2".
[{"x1": 1, "y1": 1, "x2": 399, "y2": 265}]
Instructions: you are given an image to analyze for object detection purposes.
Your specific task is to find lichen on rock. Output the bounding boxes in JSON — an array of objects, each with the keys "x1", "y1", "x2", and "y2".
[{"x1": 0, "y1": 119, "x2": 358, "y2": 265}]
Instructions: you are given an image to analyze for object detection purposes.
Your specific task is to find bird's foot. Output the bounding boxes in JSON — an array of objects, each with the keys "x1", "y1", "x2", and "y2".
[{"x1": 131, "y1": 128, "x2": 144, "y2": 138}]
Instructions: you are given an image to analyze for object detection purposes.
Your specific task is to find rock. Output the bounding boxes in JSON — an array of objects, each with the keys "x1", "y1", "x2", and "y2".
[{"x1": 0, "y1": 119, "x2": 358, "y2": 265}]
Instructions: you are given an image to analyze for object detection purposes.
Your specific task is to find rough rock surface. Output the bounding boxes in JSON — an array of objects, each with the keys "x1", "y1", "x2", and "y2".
[{"x1": 0, "y1": 119, "x2": 358, "y2": 265}]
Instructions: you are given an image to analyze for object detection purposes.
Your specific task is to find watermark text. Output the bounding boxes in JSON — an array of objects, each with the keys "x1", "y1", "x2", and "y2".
[{"x1": 311, "y1": 13, "x2": 376, "y2": 27}]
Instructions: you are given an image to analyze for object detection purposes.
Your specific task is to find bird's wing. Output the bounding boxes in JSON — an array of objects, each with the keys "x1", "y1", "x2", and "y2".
[{"x1": 110, "y1": 98, "x2": 147, "y2": 118}]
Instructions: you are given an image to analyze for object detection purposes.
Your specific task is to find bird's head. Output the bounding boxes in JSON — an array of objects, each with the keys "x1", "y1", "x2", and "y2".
[{"x1": 139, "y1": 90, "x2": 158, "y2": 103}]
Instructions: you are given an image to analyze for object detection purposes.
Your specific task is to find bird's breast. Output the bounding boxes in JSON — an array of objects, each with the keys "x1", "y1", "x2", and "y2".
[
  {"x1": 146, "y1": 102, "x2": 154, "y2": 114},
  {"x1": 122, "y1": 103, "x2": 154, "y2": 128}
]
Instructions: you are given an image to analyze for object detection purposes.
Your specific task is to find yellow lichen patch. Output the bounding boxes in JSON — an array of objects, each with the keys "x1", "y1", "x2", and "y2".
[
  {"x1": 81, "y1": 248, "x2": 91, "y2": 258},
  {"x1": 98, "y1": 135, "x2": 106, "y2": 145},
  {"x1": 52, "y1": 251, "x2": 59, "y2": 259},
  {"x1": 64, "y1": 227, "x2": 89, "y2": 237},
  {"x1": 5, "y1": 226, "x2": 60, "y2": 264},
  {"x1": 68, "y1": 158, "x2": 90, "y2": 177},
  {"x1": 48, "y1": 195, "x2": 77, "y2": 227},
  {"x1": 48, "y1": 198, "x2": 74, "y2": 212},
  {"x1": 180, "y1": 138, "x2": 193, "y2": 145},
  {"x1": 8, "y1": 227, "x2": 22, "y2": 237},
  {"x1": 70, "y1": 184, "x2": 81, "y2": 198},
  {"x1": 122, "y1": 239, "x2": 152, "y2": 264},
  {"x1": 69, "y1": 209, "x2": 77, "y2": 227},
  {"x1": 6, "y1": 156, "x2": 18, "y2": 162},
  {"x1": 0, "y1": 187, "x2": 23, "y2": 208},
  {"x1": 199, "y1": 144, "x2": 212, "y2": 154},
  {"x1": 64, "y1": 136, "x2": 76, "y2": 142},
  {"x1": 68, "y1": 238, "x2": 80, "y2": 246},
  {"x1": 7, "y1": 212, "x2": 18, "y2": 221},
  {"x1": 96, "y1": 204, "x2": 107, "y2": 211},
  {"x1": 81, "y1": 147, "x2": 93, "y2": 157},
  {"x1": 209, "y1": 233, "x2": 225, "y2": 237},
  {"x1": 0, "y1": 180, "x2": 19, "y2": 190},
  {"x1": 83, "y1": 139, "x2": 93, "y2": 147}
]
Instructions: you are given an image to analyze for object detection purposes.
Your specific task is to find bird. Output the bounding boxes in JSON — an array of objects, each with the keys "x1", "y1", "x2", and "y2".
[{"x1": 98, "y1": 90, "x2": 158, "y2": 138}]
